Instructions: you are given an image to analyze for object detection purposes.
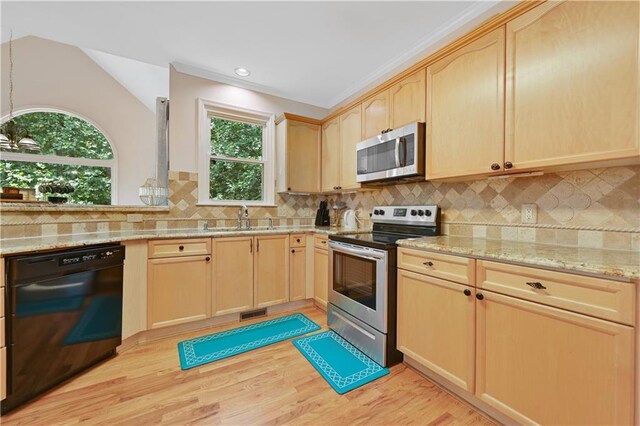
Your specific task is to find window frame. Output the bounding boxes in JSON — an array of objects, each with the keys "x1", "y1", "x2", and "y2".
[
  {"x1": 0, "y1": 108, "x2": 118, "y2": 204},
  {"x1": 197, "y1": 98, "x2": 275, "y2": 206}
]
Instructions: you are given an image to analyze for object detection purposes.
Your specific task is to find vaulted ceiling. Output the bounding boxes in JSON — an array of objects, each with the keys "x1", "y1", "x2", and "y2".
[{"x1": 1, "y1": 1, "x2": 513, "y2": 110}]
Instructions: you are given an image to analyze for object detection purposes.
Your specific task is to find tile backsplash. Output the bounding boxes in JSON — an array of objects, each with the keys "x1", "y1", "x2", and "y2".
[{"x1": 1, "y1": 166, "x2": 638, "y2": 251}]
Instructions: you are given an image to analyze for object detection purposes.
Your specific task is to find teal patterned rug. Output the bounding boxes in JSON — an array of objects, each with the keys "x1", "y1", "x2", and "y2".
[
  {"x1": 293, "y1": 330, "x2": 389, "y2": 394},
  {"x1": 178, "y1": 313, "x2": 320, "y2": 370}
]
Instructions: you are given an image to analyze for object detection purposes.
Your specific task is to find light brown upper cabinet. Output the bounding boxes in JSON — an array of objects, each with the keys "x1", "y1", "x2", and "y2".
[
  {"x1": 389, "y1": 69, "x2": 426, "y2": 129},
  {"x1": 321, "y1": 117, "x2": 341, "y2": 192},
  {"x1": 362, "y1": 70, "x2": 426, "y2": 140},
  {"x1": 339, "y1": 105, "x2": 362, "y2": 190},
  {"x1": 504, "y1": 1, "x2": 639, "y2": 170},
  {"x1": 362, "y1": 91, "x2": 390, "y2": 139},
  {"x1": 426, "y1": 28, "x2": 505, "y2": 179},
  {"x1": 275, "y1": 118, "x2": 321, "y2": 193}
]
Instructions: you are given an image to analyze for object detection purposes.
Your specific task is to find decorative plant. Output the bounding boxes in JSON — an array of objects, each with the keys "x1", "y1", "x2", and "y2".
[{"x1": 37, "y1": 179, "x2": 75, "y2": 196}]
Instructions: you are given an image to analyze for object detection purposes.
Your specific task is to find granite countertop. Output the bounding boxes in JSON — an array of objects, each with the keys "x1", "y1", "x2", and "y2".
[
  {"x1": 0, "y1": 226, "x2": 362, "y2": 256},
  {"x1": 397, "y1": 235, "x2": 640, "y2": 282}
]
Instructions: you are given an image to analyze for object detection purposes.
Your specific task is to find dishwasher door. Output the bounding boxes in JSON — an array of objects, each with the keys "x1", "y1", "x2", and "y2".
[{"x1": 1, "y1": 244, "x2": 125, "y2": 414}]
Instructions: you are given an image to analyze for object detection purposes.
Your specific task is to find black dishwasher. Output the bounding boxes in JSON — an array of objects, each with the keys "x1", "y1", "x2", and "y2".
[{"x1": 1, "y1": 244, "x2": 125, "y2": 414}]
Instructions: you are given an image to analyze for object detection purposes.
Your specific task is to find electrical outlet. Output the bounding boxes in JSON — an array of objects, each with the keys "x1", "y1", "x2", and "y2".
[
  {"x1": 127, "y1": 214, "x2": 143, "y2": 223},
  {"x1": 521, "y1": 204, "x2": 537, "y2": 224}
]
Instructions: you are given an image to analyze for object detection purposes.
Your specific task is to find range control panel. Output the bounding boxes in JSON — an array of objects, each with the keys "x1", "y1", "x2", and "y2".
[{"x1": 371, "y1": 205, "x2": 439, "y2": 224}]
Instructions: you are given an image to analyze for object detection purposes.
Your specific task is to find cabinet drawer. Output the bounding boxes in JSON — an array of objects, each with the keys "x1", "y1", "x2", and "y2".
[
  {"x1": 398, "y1": 248, "x2": 475, "y2": 285},
  {"x1": 148, "y1": 238, "x2": 211, "y2": 259},
  {"x1": 290, "y1": 234, "x2": 306, "y2": 248},
  {"x1": 314, "y1": 234, "x2": 328, "y2": 250},
  {"x1": 477, "y1": 260, "x2": 635, "y2": 325}
]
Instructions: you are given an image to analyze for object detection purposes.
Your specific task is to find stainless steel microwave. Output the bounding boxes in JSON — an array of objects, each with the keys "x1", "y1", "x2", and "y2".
[{"x1": 355, "y1": 122, "x2": 425, "y2": 183}]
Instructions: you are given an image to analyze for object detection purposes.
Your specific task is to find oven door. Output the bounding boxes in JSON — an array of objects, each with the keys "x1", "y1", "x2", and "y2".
[{"x1": 328, "y1": 240, "x2": 388, "y2": 333}]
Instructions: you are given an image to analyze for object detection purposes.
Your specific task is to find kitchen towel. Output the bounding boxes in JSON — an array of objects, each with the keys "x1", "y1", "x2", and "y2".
[
  {"x1": 178, "y1": 313, "x2": 320, "y2": 370},
  {"x1": 292, "y1": 330, "x2": 389, "y2": 394}
]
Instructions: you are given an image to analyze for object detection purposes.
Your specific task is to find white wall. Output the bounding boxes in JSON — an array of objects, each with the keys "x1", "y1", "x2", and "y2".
[
  {"x1": 0, "y1": 36, "x2": 156, "y2": 205},
  {"x1": 169, "y1": 66, "x2": 329, "y2": 172}
]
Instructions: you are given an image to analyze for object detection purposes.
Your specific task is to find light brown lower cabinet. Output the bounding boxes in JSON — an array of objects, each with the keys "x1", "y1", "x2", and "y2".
[
  {"x1": 147, "y1": 255, "x2": 212, "y2": 328},
  {"x1": 289, "y1": 246, "x2": 307, "y2": 302},
  {"x1": 212, "y1": 237, "x2": 254, "y2": 316},
  {"x1": 313, "y1": 245, "x2": 329, "y2": 308},
  {"x1": 254, "y1": 235, "x2": 290, "y2": 308},
  {"x1": 397, "y1": 269, "x2": 475, "y2": 392},
  {"x1": 397, "y1": 248, "x2": 636, "y2": 425},
  {"x1": 475, "y1": 290, "x2": 634, "y2": 425}
]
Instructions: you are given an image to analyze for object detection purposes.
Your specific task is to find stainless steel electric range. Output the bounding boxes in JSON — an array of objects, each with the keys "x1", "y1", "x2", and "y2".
[{"x1": 328, "y1": 205, "x2": 441, "y2": 367}]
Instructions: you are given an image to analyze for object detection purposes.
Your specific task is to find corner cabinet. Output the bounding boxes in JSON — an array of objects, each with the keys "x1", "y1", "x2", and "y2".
[
  {"x1": 426, "y1": 28, "x2": 505, "y2": 179},
  {"x1": 504, "y1": 1, "x2": 640, "y2": 170},
  {"x1": 275, "y1": 117, "x2": 321, "y2": 193},
  {"x1": 147, "y1": 239, "x2": 212, "y2": 329}
]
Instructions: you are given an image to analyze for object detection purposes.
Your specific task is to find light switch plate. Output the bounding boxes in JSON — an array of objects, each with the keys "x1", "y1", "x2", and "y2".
[{"x1": 521, "y1": 204, "x2": 537, "y2": 224}]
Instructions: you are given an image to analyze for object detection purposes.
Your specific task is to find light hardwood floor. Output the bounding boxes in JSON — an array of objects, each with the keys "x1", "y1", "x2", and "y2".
[{"x1": 2, "y1": 306, "x2": 494, "y2": 425}]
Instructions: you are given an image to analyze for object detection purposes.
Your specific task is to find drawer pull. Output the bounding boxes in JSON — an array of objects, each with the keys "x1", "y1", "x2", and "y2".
[
  {"x1": 423, "y1": 261, "x2": 434, "y2": 267},
  {"x1": 178, "y1": 245, "x2": 184, "y2": 251},
  {"x1": 296, "y1": 238, "x2": 301, "y2": 243},
  {"x1": 321, "y1": 240, "x2": 326, "y2": 244},
  {"x1": 463, "y1": 289, "x2": 471, "y2": 296},
  {"x1": 526, "y1": 281, "x2": 547, "y2": 290},
  {"x1": 291, "y1": 249, "x2": 296, "y2": 254},
  {"x1": 205, "y1": 257, "x2": 211, "y2": 262}
]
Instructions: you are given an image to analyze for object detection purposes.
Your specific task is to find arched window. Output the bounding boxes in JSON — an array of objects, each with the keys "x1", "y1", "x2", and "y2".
[{"x1": 0, "y1": 111, "x2": 116, "y2": 205}]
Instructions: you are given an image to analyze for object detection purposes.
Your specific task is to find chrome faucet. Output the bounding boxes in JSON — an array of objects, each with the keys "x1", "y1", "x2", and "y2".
[
  {"x1": 203, "y1": 222, "x2": 209, "y2": 231},
  {"x1": 243, "y1": 205, "x2": 251, "y2": 230},
  {"x1": 237, "y1": 206, "x2": 244, "y2": 229},
  {"x1": 268, "y1": 217, "x2": 274, "y2": 230}
]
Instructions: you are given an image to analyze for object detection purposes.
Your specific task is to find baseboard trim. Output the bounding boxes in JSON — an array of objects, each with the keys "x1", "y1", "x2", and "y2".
[
  {"x1": 117, "y1": 299, "x2": 315, "y2": 353},
  {"x1": 403, "y1": 355, "x2": 517, "y2": 426}
]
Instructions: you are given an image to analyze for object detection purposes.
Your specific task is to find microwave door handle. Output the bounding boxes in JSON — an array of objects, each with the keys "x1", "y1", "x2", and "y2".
[{"x1": 394, "y1": 137, "x2": 401, "y2": 167}]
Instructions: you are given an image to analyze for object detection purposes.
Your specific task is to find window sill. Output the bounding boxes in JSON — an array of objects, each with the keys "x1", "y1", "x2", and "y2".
[
  {"x1": 0, "y1": 202, "x2": 170, "y2": 213},
  {"x1": 196, "y1": 202, "x2": 278, "y2": 208}
]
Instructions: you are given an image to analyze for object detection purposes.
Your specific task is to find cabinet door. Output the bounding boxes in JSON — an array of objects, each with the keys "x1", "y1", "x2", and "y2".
[
  {"x1": 212, "y1": 237, "x2": 254, "y2": 316},
  {"x1": 290, "y1": 247, "x2": 306, "y2": 302},
  {"x1": 339, "y1": 105, "x2": 362, "y2": 190},
  {"x1": 321, "y1": 117, "x2": 341, "y2": 192},
  {"x1": 476, "y1": 291, "x2": 634, "y2": 425},
  {"x1": 390, "y1": 69, "x2": 426, "y2": 129},
  {"x1": 362, "y1": 90, "x2": 390, "y2": 139},
  {"x1": 426, "y1": 28, "x2": 505, "y2": 179},
  {"x1": 313, "y1": 247, "x2": 328, "y2": 308},
  {"x1": 397, "y1": 269, "x2": 475, "y2": 392},
  {"x1": 287, "y1": 120, "x2": 321, "y2": 192},
  {"x1": 148, "y1": 255, "x2": 211, "y2": 328},
  {"x1": 505, "y1": 1, "x2": 639, "y2": 170},
  {"x1": 254, "y1": 235, "x2": 289, "y2": 308}
]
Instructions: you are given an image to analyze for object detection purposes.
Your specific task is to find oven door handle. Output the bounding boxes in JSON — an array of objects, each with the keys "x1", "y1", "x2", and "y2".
[{"x1": 329, "y1": 242, "x2": 385, "y2": 260}]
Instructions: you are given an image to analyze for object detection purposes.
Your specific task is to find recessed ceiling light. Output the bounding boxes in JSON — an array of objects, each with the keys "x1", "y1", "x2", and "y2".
[{"x1": 234, "y1": 67, "x2": 251, "y2": 77}]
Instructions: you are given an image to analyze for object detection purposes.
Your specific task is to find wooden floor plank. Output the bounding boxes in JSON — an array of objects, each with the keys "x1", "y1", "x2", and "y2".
[{"x1": 1, "y1": 306, "x2": 494, "y2": 425}]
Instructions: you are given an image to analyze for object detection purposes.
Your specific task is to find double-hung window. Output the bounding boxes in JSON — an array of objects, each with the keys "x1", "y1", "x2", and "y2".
[{"x1": 198, "y1": 99, "x2": 275, "y2": 205}]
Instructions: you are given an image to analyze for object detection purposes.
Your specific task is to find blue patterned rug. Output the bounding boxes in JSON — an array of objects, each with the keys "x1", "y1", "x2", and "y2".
[
  {"x1": 178, "y1": 313, "x2": 320, "y2": 370},
  {"x1": 293, "y1": 330, "x2": 389, "y2": 394}
]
